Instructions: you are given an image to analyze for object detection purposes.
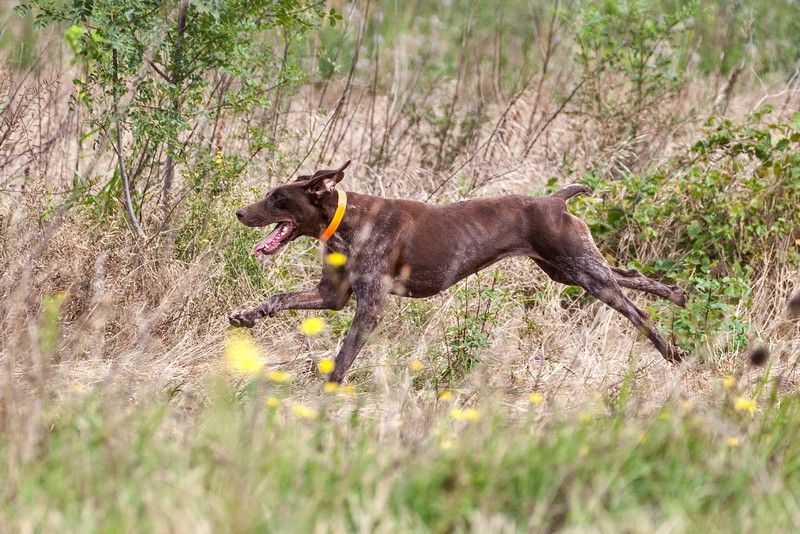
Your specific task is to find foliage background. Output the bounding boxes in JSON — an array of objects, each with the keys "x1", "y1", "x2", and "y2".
[{"x1": 2, "y1": 0, "x2": 800, "y2": 530}]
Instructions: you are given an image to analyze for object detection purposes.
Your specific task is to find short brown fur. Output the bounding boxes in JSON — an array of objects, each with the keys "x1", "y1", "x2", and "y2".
[{"x1": 230, "y1": 161, "x2": 686, "y2": 382}]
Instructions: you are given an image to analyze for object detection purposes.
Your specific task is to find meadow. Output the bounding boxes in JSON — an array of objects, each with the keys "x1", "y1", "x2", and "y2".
[{"x1": 2, "y1": 0, "x2": 800, "y2": 531}]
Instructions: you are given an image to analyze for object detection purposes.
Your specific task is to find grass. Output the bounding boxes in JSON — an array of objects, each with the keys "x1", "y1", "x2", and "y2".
[
  {"x1": 4, "y1": 366, "x2": 800, "y2": 531},
  {"x1": 3, "y1": 0, "x2": 800, "y2": 530}
]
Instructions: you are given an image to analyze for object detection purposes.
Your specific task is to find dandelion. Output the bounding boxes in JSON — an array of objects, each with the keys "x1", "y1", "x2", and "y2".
[
  {"x1": 290, "y1": 404, "x2": 318, "y2": 420},
  {"x1": 317, "y1": 358, "x2": 336, "y2": 374},
  {"x1": 224, "y1": 332, "x2": 264, "y2": 375},
  {"x1": 408, "y1": 359, "x2": 423, "y2": 373},
  {"x1": 266, "y1": 370, "x2": 290, "y2": 383},
  {"x1": 300, "y1": 317, "x2": 325, "y2": 336},
  {"x1": 734, "y1": 396, "x2": 756, "y2": 414},
  {"x1": 726, "y1": 437, "x2": 740, "y2": 447},
  {"x1": 265, "y1": 396, "x2": 280, "y2": 408},
  {"x1": 325, "y1": 252, "x2": 348, "y2": 267},
  {"x1": 323, "y1": 381, "x2": 339, "y2": 393},
  {"x1": 449, "y1": 408, "x2": 480, "y2": 422},
  {"x1": 438, "y1": 390, "x2": 453, "y2": 401},
  {"x1": 528, "y1": 391, "x2": 545, "y2": 405},
  {"x1": 723, "y1": 375, "x2": 736, "y2": 389}
]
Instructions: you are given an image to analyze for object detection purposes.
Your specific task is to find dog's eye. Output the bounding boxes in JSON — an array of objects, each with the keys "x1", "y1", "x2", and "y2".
[{"x1": 269, "y1": 192, "x2": 291, "y2": 210}]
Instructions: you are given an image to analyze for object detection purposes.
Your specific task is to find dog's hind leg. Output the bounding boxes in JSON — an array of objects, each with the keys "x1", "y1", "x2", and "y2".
[
  {"x1": 566, "y1": 260, "x2": 684, "y2": 362},
  {"x1": 611, "y1": 267, "x2": 687, "y2": 307},
  {"x1": 531, "y1": 257, "x2": 576, "y2": 285}
]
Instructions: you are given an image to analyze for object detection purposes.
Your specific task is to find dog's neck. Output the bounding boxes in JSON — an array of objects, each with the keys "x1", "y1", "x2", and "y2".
[{"x1": 317, "y1": 190, "x2": 369, "y2": 253}]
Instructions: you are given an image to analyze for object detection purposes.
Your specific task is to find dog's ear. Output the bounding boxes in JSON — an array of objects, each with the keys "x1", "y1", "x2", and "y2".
[{"x1": 302, "y1": 160, "x2": 351, "y2": 197}]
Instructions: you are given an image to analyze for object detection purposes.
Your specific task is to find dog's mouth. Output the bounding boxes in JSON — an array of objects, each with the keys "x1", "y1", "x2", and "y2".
[{"x1": 253, "y1": 221, "x2": 295, "y2": 257}]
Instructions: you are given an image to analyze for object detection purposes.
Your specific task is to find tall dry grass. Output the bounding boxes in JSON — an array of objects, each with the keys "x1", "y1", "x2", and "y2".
[{"x1": 2, "y1": 2, "x2": 800, "y2": 528}]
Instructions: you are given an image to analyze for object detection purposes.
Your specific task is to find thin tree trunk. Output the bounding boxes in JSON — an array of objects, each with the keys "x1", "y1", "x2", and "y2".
[
  {"x1": 161, "y1": 0, "x2": 189, "y2": 214},
  {"x1": 112, "y1": 48, "x2": 146, "y2": 239}
]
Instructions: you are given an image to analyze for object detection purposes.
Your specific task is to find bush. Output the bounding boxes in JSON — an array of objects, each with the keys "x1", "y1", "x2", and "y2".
[{"x1": 575, "y1": 108, "x2": 800, "y2": 353}]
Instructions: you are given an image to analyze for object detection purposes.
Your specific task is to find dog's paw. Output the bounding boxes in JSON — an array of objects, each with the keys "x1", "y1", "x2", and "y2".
[
  {"x1": 667, "y1": 345, "x2": 687, "y2": 363},
  {"x1": 228, "y1": 311, "x2": 256, "y2": 328},
  {"x1": 256, "y1": 301, "x2": 278, "y2": 318},
  {"x1": 669, "y1": 285, "x2": 688, "y2": 308}
]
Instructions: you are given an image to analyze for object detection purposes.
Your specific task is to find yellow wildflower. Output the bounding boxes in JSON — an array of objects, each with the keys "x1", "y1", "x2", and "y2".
[
  {"x1": 734, "y1": 396, "x2": 756, "y2": 414},
  {"x1": 317, "y1": 358, "x2": 336, "y2": 374},
  {"x1": 726, "y1": 437, "x2": 740, "y2": 447},
  {"x1": 341, "y1": 384, "x2": 356, "y2": 395},
  {"x1": 224, "y1": 332, "x2": 264, "y2": 375},
  {"x1": 408, "y1": 359, "x2": 424, "y2": 373},
  {"x1": 438, "y1": 390, "x2": 453, "y2": 401},
  {"x1": 290, "y1": 404, "x2": 318, "y2": 420},
  {"x1": 723, "y1": 375, "x2": 735, "y2": 389},
  {"x1": 214, "y1": 152, "x2": 223, "y2": 165},
  {"x1": 323, "y1": 381, "x2": 339, "y2": 393},
  {"x1": 266, "y1": 370, "x2": 290, "y2": 383},
  {"x1": 449, "y1": 408, "x2": 481, "y2": 422},
  {"x1": 529, "y1": 391, "x2": 545, "y2": 405},
  {"x1": 300, "y1": 317, "x2": 325, "y2": 336},
  {"x1": 265, "y1": 396, "x2": 280, "y2": 408},
  {"x1": 440, "y1": 438, "x2": 454, "y2": 451},
  {"x1": 325, "y1": 252, "x2": 348, "y2": 267}
]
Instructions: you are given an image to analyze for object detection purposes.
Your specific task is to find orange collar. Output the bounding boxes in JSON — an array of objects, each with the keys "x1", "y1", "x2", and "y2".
[{"x1": 320, "y1": 189, "x2": 347, "y2": 241}]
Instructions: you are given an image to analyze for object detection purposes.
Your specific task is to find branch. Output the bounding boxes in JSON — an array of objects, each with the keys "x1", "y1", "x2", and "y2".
[
  {"x1": 147, "y1": 60, "x2": 172, "y2": 83},
  {"x1": 112, "y1": 48, "x2": 147, "y2": 240}
]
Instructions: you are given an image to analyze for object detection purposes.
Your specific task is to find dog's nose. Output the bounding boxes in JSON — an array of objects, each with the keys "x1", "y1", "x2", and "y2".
[{"x1": 235, "y1": 209, "x2": 245, "y2": 220}]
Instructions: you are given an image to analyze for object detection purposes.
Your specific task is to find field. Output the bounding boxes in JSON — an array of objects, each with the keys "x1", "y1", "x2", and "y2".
[{"x1": 2, "y1": 0, "x2": 800, "y2": 531}]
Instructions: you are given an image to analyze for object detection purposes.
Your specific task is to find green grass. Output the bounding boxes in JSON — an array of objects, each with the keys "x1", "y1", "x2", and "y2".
[{"x1": 4, "y1": 370, "x2": 799, "y2": 531}]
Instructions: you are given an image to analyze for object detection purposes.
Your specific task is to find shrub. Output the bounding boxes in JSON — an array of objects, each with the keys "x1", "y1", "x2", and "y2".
[{"x1": 575, "y1": 108, "x2": 800, "y2": 353}]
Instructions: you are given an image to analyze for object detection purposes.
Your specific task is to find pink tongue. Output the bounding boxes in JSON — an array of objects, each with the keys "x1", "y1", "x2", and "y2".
[{"x1": 253, "y1": 223, "x2": 288, "y2": 256}]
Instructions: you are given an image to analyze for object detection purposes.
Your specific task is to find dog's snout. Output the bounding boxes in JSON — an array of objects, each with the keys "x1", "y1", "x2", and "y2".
[{"x1": 235, "y1": 208, "x2": 245, "y2": 220}]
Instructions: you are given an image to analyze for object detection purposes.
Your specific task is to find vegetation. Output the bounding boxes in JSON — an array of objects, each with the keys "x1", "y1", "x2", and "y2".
[{"x1": 2, "y1": 0, "x2": 800, "y2": 530}]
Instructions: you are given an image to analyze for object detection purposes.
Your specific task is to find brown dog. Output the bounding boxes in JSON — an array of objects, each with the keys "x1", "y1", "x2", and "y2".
[{"x1": 230, "y1": 161, "x2": 687, "y2": 382}]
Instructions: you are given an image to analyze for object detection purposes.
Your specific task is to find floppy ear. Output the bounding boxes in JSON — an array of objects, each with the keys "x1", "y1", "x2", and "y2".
[{"x1": 302, "y1": 160, "x2": 351, "y2": 197}]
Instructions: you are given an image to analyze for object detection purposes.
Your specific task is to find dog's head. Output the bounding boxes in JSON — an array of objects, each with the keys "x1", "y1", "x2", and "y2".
[{"x1": 236, "y1": 160, "x2": 350, "y2": 257}]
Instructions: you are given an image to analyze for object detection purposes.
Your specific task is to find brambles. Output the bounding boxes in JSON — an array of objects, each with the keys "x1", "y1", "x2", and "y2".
[{"x1": 576, "y1": 109, "x2": 800, "y2": 353}]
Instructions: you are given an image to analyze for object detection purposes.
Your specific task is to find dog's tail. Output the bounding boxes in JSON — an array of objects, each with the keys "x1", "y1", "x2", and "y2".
[{"x1": 552, "y1": 184, "x2": 592, "y2": 201}]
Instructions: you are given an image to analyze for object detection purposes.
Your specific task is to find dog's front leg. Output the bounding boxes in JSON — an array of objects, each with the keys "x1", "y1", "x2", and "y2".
[
  {"x1": 229, "y1": 278, "x2": 351, "y2": 328},
  {"x1": 327, "y1": 279, "x2": 386, "y2": 383}
]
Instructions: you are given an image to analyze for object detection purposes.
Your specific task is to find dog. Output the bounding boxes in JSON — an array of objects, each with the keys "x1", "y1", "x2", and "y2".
[{"x1": 229, "y1": 161, "x2": 687, "y2": 382}]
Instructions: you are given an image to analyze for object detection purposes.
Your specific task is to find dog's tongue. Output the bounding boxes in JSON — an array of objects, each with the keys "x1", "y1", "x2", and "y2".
[{"x1": 253, "y1": 222, "x2": 292, "y2": 256}]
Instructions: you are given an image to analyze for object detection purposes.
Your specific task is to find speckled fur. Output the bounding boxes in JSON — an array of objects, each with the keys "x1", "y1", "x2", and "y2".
[{"x1": 230, "y1": 163, "x2": 687, "y2": 382}]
